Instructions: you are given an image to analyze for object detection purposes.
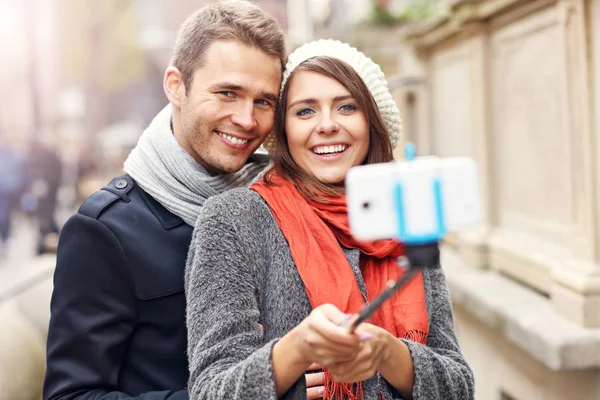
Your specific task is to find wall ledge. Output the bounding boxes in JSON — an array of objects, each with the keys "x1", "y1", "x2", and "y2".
[
  {"x1": 442, "y1": 247, "x2": 600, "y2": 370},
  {"x1": 404, "y1": 0, "x2": 554, "y2": 51},
  {"x1": 0, "y1": 255, "x2": 55, "y2": 304}
]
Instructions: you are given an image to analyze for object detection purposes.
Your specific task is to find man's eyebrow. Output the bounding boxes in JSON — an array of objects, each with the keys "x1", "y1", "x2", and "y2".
[
  {"x1": 261, "y1": 92, "x2": 278, "y2": 103},
  {"x1": 288, "y1": 95, "x2": 354, "y2": 110},
  {"x1": 207, "y1": 82, "x2": 244, "y2": 92},
  {"x1": 208, "y1": 82, "x2": 278, "y2": 103}
]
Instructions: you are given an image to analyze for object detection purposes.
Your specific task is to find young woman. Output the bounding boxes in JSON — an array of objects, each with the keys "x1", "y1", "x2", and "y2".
[{"x1": 185, "y1": 40, "x2": 474, "y2": 400}]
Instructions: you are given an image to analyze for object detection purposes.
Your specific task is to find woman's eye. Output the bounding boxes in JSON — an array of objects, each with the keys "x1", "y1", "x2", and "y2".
[
  {"x1": 339, "y1": 103, "x2": 358, "y2": 113},
  {"x1": 296, "y1": 108, "x2": 314, "y2": 117}
]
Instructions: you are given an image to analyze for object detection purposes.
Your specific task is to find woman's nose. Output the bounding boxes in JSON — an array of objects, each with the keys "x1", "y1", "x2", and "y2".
[{"x1": 315, "y1": 115, "x2": 340, "y2": 135}]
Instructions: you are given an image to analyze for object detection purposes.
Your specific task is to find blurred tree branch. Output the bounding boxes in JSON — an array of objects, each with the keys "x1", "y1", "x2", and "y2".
[{"x1": 368, "y1": 0, "x2": 447, "y2": 26}]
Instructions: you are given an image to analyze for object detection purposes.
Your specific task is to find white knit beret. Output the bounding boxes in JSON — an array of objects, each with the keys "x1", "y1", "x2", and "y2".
[
  {"x1": 267, "y1": 39, "x2": 401, "y2": 151},
  {"x1": 262, "y1": 39, "x2": 402, "y2": 155}
]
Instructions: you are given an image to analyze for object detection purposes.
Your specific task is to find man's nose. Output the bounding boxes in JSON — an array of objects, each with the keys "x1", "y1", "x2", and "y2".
[{"x1": 231, "y1": 101, "x2": 258, "y2": 132}]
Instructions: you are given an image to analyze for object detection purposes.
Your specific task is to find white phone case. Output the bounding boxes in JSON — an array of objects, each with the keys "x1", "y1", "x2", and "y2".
[{"x1": 346, "y1": 157, "x2": 482, "y2": 242}]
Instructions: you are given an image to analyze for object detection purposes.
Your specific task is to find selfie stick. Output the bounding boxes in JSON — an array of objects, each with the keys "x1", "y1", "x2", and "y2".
[{"x1": 346, "y1": 143, "x2": 443, "y2": 333}]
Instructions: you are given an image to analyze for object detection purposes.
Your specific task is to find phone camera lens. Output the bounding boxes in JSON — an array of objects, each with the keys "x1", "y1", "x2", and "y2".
[{"x1": 362, "y1": 201, "x2": 370, "y2": 210}]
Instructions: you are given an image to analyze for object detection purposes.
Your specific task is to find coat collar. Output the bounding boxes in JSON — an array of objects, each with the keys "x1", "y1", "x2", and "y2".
[{"x1": 135, "y1": 179, "x2": 187, "y2": 230}]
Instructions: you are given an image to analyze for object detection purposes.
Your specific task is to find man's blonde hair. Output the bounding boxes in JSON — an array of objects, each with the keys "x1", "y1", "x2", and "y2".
[{"x1": 172, "y1": 0, "x2": 287, "y2": 92}]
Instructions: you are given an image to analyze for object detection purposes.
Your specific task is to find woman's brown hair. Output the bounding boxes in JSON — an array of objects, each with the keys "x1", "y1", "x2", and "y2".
[{"x1": 264, "y1": 56, "x2": 394, "y2": 201}]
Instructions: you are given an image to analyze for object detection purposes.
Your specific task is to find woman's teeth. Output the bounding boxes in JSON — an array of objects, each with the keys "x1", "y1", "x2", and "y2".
[
  {"x1": 217, "y1": 131, "x2": 249, "y2": 145},
  {"x1": 312, "y1": 145, "x2": 347, "y2": 155}
]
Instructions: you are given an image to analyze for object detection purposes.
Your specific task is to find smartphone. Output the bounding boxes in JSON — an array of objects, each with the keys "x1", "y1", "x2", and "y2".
[{"x1": 345, "y1": 156, "x2": 482, "y2": 243}]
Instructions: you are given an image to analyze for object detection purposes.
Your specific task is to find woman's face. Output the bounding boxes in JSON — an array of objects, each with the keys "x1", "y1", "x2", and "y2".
[{"x1": 284, "y1": 70, "x2": 370, "y2": 185}]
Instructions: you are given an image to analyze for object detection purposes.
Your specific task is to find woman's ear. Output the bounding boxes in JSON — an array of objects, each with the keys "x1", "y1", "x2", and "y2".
[{"x1": 164, "y1": 67, "x2": 185, "y2": 108}]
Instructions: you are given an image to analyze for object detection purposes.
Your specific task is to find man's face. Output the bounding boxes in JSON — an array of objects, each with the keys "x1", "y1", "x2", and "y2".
[{"x1": 174, "y1": 40, "x2": 281, "y2": 174}]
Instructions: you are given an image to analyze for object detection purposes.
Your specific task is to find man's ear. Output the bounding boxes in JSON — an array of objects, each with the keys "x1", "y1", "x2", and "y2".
[{"x1": 164, "y1": 67, "x2": 185, "y2": 108}]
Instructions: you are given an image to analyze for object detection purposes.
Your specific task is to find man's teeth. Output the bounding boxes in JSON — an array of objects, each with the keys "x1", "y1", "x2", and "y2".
[
  {"x1": 313, "y1": 145, "x2": 347, "y2": 155},
  {"x1": 217, "y1": 131, "x2": 249, "y2": 145}
]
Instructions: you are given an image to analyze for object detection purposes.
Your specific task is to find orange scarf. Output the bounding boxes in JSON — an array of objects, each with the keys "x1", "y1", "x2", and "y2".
[{"x1": 252, "y1": 172, "x2": 429, "y2": 399}]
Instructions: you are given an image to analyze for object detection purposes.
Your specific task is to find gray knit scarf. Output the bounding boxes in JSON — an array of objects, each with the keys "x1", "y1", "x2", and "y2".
[{"x1": 123, "y1": 104, "x2": 270, "y2": 226}]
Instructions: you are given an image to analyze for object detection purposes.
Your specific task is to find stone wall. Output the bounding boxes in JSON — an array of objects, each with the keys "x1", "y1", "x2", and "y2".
[
  {"x1": 404, "y1": 0, "x2": 600, "y2": 328},
  {"x1": 396, "y1": 0, "x2": 600, "y2": 398}
]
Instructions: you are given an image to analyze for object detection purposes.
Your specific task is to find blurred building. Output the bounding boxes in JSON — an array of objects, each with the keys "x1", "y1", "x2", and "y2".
[
  {"x1": 0, "y1": 0, "x2": 289, "y2": 181},
  {"x1": 0, "y1": 0, "x2": 61, "y2": 146}
]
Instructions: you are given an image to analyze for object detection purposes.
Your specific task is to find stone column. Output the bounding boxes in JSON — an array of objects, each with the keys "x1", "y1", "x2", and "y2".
[{"x1": 550, "y1": 0, "x2": 600, "y2": 328}]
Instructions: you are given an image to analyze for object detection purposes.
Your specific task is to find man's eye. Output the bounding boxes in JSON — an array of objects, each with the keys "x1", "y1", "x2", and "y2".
[
  {"x1": 219, "y1": 91, "x2": 234, "y2": 97},
  {"x1": 339, "y1": 103, "x2": 358, "y2": 113},
  {"x1": 256, "y1": 99, "x2": 272, "y2": 107},
  {"x1": 296, "y1": 108, "x2": 314, "y2": 117}
]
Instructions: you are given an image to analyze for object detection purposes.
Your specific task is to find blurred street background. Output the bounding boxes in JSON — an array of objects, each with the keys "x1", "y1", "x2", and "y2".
[
  {"x1": 0, "y1": 0, "x2": 445, "y2": 289},
  {"x1": 1, "y1": 0, "x2": 600, "y2": 399}
]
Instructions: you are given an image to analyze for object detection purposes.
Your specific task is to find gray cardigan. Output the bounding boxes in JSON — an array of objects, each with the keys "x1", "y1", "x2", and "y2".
[{"x1": 185, "y1": 188, "x2": 474, "y2": 400}]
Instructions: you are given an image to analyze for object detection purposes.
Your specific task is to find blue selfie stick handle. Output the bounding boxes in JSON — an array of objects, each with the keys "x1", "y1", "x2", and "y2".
[{"x1": 394, "y1": 143, "x2": 446, "y2": 245}]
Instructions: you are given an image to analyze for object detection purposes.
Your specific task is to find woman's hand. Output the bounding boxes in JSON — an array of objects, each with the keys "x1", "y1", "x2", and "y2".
[
  {"x1": 327, "y1": 323, "x2": 391, "y2": 383},
  {"x1": 294, "y1": 304, "x2": 362, "y2": 368},
  {"x1": 326, "y1": 321, "x2": 415, "y2": 399},
  {"x1": 272, "y1": 304, "x2": 361, "y2": 397}
]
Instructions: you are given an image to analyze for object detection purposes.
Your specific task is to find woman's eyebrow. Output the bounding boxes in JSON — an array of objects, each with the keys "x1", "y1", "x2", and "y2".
[
  {"x1": 288, "y1": 95, "x2": 354, "y2": 110},
  {"x1": 288, "y1": 98, "x2": 318, "y2": 109},
  {"x1": 333, "y1": 95, "x2": 353, "y2": 102}
]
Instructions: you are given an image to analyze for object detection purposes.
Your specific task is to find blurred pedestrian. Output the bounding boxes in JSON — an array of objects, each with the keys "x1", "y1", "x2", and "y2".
[
  {"x1": 0, "y1": 135, "x2": 28, "y2": 257},
  {"x1": 27, "y1": 140, "x2": 63, "y2": 254}
]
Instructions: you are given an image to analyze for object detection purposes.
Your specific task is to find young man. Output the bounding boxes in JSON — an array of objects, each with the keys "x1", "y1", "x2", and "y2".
[{"x1": 44, "y1": 2, "x2": 324, "y2": 399}]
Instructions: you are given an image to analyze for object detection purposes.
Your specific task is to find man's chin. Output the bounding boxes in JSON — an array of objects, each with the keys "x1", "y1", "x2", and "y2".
[
  {"x1": 201, "y1": 145, "x2": 260, "y2": 174},
  {"x1": 213, "y1": 158, "x2": 249, "y2": 174}
]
